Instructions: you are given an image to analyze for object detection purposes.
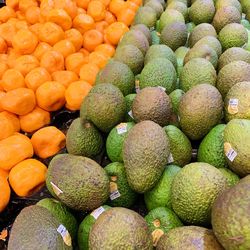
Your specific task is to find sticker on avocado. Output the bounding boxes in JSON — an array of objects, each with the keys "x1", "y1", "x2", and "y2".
[
  {"x1": 110, "y1": 190, "x2": 121, "y2": 200},
  {"x1": 228, "y1": 98, "x2": 239, "y2": 114},
  {"x1": 109, "y1": 180, "x2": 121, "y2": 200},
  {"x1": 157, "y1": 86, "x2": 166, "y2": 92},
  {"x1": 128, "y1": 110, "x2": 134, "y2": 119},
  {"x1": 224, "y1": 142, "x2": 237, "y2": 162},
  {"x1": 57, "y1": 224, "x2": 72, "y2": 246},
  {"x1": 50, "y1": 182, "x2": 63, "y2": 196},
  {"x1": 167, "y1": 153, "x2": 174, "y2": 163},
  {"x1": 90, "y1": 206, "x2": 106, "y2": 220},
  {"x1": 135, "y1": 80, "x2": 140, "y2": 93},
  {"x1": 116, "y1": 123, "x2": 127, "y2": 135},
  {"x1": 152, "y1": 229, "x2": 164, "y2": 247}
]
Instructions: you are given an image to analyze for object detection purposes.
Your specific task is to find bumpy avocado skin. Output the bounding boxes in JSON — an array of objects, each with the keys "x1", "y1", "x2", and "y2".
[
  {"x1": 212, "y1": 176, "x2": 250, "y2": 250},
  {"x1": 123, "y1": 120, "x2": 170, "y2": 193},
  {"x1": 89, "y1": 207, "x2": 153, "y2": 250}
]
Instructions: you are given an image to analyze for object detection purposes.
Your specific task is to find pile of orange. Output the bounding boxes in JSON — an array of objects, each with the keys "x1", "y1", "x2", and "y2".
[{"x1": 0, "y1": 0, "x2": 142, "y2": 212}]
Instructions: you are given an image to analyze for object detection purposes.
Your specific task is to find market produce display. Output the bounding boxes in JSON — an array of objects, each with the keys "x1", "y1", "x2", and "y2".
[{"x1": 1, "y1": 0, "x2": 250, "y2": 249}]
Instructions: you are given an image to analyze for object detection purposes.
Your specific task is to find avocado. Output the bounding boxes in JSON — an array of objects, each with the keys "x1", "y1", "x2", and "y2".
[
  {"x1": 78, "y1": 205, "x2": 111, "y2": 250},
  {"x1": 218, "y1": 23, "x2": 248, "y2": 50},
  {"x1": 189, "y1": 23, "x2": 217, "y2": 47},
  {"x1": 80, "y1": 83, "x2": 126, "y2": 133},
  {"x1": 133, "y1": 6, "x2": 157, "y2": 29},
  {"x1": 189, "y1": 0, "x2": 216, "y2": 25},
  {"x1": 145, "y1": 0, "x2": 164, "y2": 18},
  {"x1": 166, "y1": 1, "x2": 189, "y2": 21},
  {"x1": 151, "y1": 30, "x2": 160, "y2": 45},
  {"x1": 159, "y1": 9, "x2": 185, "y2": 32},
  {"x1": 8, "y1": 205, "x2": 73, "y2": 250},
  {"x1": 124, "y1": 93, "x2": 136, "y2": 122},
  {"x1": 212, "y1": 175, "x2": 250, "y2": 250},
  {"x1": 89, "y1": 207, "x2": 153, "y2": 249},
  {"x1": 139, "y1": 58, "x2": 177, "y2": 94},
  {"x1": 216, "y1": 60, "x2": 250, "y2": 98},
  {"x1": 144, "y1": 165, "x2": 181, "y2": 211},
  {"x1": 46, "y1": 154, "x2": 109, "y2": 211},
  {"x1": 118, "y1": 30, "x2": 149, "y2": 56},
  {"x1": 95, "y1": 60, "x2": 134, "y2": 96},
  {"x1": 224, "y1": 81, "x2": 250, "y2": 121},
  {"x1": 175, "y1": 47, "x2": 190, "y2": 77},
  {"x1": 123, "y1": 120, "x2": 170, "y2": 193},
  {"x1": 160, "y1": 22, "x2": 188, "y2": 51},
  {"x1": 144, "y1": 44, "x2": 177, "y2": 69},
  {"x1": 215, "y1": 0, "x2": 242, "y2": 13},
  {"x1": 193, "y1": 36, "x2": 222, "y2": 56},
  {"x1": 66, "y1": 118, "x2": 103, "y2": 158},
  {"x1": 184, "y1": 44, "x2": 218, "y2": 68},
  {"x1": 223, "y1": 119, "x2": 250, "y2": 176},
  {"x1": 145, "y1": 207, "x2": 183, "y2": 247},
  {"x1": 218, "y1": 47, "x2": 250, "y2": 70},
  {"x1": 104, "y1": 162, "x2": 137, "y2": 207},
  {"x1": 164, "y1": 125, "x2": 192, "y2": 166},
  {"x1": 197, "y1": 124, "x2": 226, "y2": 168},
  {"x1": 171, "y1": 162, "x2": 228, "y2": 225},
  {"x1": 186, "y1": 22, "x2": 196, "y2": 33},
  {"x1": 106, "y1": 122, "x2": 135, "y2": 162},
  {"x1": 144, "y1": 0, "x2": 165, "y2": 8},
  {"x1": 179, "y1": 84, "x2": 223, "y2": 140},
  {"x1": 113, "y1": 45, "x2": 144, "y2": 75},
  {"x1": 167, "y1": 0, "x2": 188, "y2": 5},
  {"x1": 156, "y1": 226, "x2": 224, "y2": 250},
  {"x1": 180, "y1": 58, "x2": 217, "y2": 92},
  {"x1": 218, "y1": 168, "x2": 240, "y2": 187},
  {"x1": 132, "y1": 87, "x2": 172, "y2": 126},
  {"x1": 212, "y1": 6, "x2": 241, "y2": 32},
  {"x1": 37, "y1": 198, "x2": 78, "y2": 239},
  {"x1": 131, "y1": 24, "x2": 152, "y2": 45},
  {"x1": 169, "y1": 89, "x2": 185, "y2": 114},
  {"x1": 241, "y1": 0, "x2": 250, "y2": 13}
]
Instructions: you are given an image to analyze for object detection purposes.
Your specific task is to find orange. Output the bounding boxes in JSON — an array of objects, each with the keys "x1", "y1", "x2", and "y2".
[
  {"x1": 76, "y1": 0, "x2": 90, "y2": 10},
  {"x1": 0, "y1": 175, "x2": 10, "y2": 212},
  {"x1": 126, "y1": 1, "x2": 139, "y2": 11},
  {"x1": 0, "y1": 112, "x2": 16, "y2": 140},
  {"x1": 19, "y1": 0, "x2": 38, "y2": 13},
  {"x1": 51, "y1": 70, "x2": 79, "y2": 88},
  {"x1": 7, "y1": 48, "x2": 21, "y2": 68},
  {"x1": 38, "y1": 22, "x2": 64, "y2": 46},
  {"x1": 0, "y1": 91, "x2": 6, "y2": 112},
  {"x1": 47, "y1": 8, "x2": 72, "y2": 31},
  {"x1": 53, "y1": 39, "x2": 76, "y2": 58},
  {"x1": 109, "y1": 0, "x2": 126, "y2": 16},
  {"x1": 89, "y1": 51, "x2": 108, "y2": 68},
  {"x1": 0, "y1": 88, "x2": 36, "y2": 115},
  {"x1": 79, "y1": 48, "x2": 89, "y2": 57},
  {"x1": 0, "y1": 22, "x2": 17, "y2": 46},
  {"x1": 19, "y1": 106, "x2": 51, "y2": 133},
  {"x1": 33, "y1": 42, "x2": 52, "y2": 60},
  {"x1": 2, "y1": 69, "x2": 26, "y2": 91},
  {"x1": 0, "y1": 54, "x2": 8, "y2": 63},
  {"x1": 79, "y1": 63, "x2": 99, "y2": 85},
  {"x1": 128, "y1": 0, "x2": 142, "y2": 5},
  {"x1": 77, "y1": 7, "x2": 86, "y2": 14},
  {"x1": 65, "y1": 80, "x2": 92, "y2": 110},
  {"x1": 12, "y1": 29, "x2": 38, "y2": 55},
  {"x1": 0, "y1": 169, "x2": 9, "y2": 179},
  {"x1": 40, "y1": 50, "x2": 65, "y2": 73},
  {"x1": 16, "y1": 11, "x2": 26, "y2": 20},
  {"x1": 0, "y1": 133, "x2": 33, "y2": 171},
  {"x1": 95, "y1": 43, "x2": 115, "y2": 58},
  {"x1": 65, "y1": 28, "x2": 83, "y2": 51},
  {"x1": 105, "y1": 22, "x2": 129, "y2": 45},
  {"x1": 14, "y1": 20, "x2": 29, "y2": 30},
  {"x1": 36, "y1": 81, "x2": 66, "y2": 111},
  {"x1": 72, "y1": 13, "x2": 95, "y2": 34},
  {"x1": 0, "y1": 6, "x2": 16, "y2": 23},
  {"x1": 29, "y1": 23, "x2": 43, "y2": 37},
  {"x1": 0, "y1": 62, "x2": 8, "y2": 79},
  {"x1": 117, "y1": 8, "x2": 135, "y2": 26},
  {"x1": 1, "y1": 111, "x2": 20, "y2": 132},
  {"x1": 25, "y1": 67, "x2": 52, "y2": 91},
  {"x1": 83, "y1": 29, "x2": 103, "y2": 52},
  {"x1": 96, "y1": 0, "x2": 110, "y2": 7},
  {"x1": 9, "y1": 159, "x2": 47, "y2": 197},
  {"x1": 6, "y1": 0, "x2": 19, "y2": 10},
  {"x1": 95, "y1": 20, "x2": 108, "y2": 34},
  {"x1": 40, "y1": 0, "x2": 54, "y2": 20},
  {"x1": 104, "y1": 11, "x2": 116, "y2": 24},
  {"x1": 54, "y1": 0, "x2": 78, "y2": 19},
  {"x1": 25, "y1": 6, "x2": 41, "y2": 25},
  {"x1": 65, "y1": 52, "x2": 87, "y2": 74},
  {"x1": 87, "y1": 0, "x2": 106, "y2": 22},
  {"x1": 14, "y1": 55, "x2": 39, "y2": 76}
]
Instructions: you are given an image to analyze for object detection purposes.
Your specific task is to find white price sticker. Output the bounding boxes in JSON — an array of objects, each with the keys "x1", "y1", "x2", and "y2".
[
  {"x1": 110, "y1": 190, "x2": 121, "y2": 200},
  {"x1": 50, "y1": 182, "x2": 63, "y2": 196},
  {"x1": 128, "y1": 110, "x2": 134, "y2": 119},
  {"x1": 116, "y1": 123, "x2": 127, "y2": 135},
  {"x1": 135, "y1": 80, "x2": 140, "y2": 93},
  {"x1": 157, "y1": 86, "x2": 166, "y2": 92},
  {"x1": 91, "y1": 206, "x2": 106, "y2": 220},
  {"x1": 167, "y1": 153, "x2": 174, "y2": 163},
  {"x1": 57, "y1": 224, "x2": 72, "y2": 246},
  {"x1": 226, "y1": 148, "x2": 237, "y2": 162},
  {"x1": 228, "y1": 98, "x2": 239, "y2": 114}
]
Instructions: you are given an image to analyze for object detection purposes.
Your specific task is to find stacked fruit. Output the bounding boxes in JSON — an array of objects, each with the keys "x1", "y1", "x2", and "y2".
[
  {"x1": 0, "y1": 0, "x2": 142, "y2": 213},
  {"x1": 4, "y1": 0, "x2": 250, "y2": 249}
]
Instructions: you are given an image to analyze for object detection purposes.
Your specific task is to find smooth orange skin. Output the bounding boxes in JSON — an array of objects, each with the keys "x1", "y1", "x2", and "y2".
[
  {"x1": 36, "y1": 81, "x2": 66, "y2": 112},
  {"x1": 109, "y1": 0, "x2": 126, "y2": 16},
  {"x1": 83, "y1": 29, "x2": 104, "y2": 52},
  {"x1": 0, "y1": 62, "x2": 9, "y2": 79},
  {"x1": 117, "y1": 8, "x2": 135, "y2": 26},
  {"x1": 47, "y1": 8, "x2": 72, "y2": 30},
  {"x1": 6, "y1": 0, "x2": 19, "y2": 10},
  {"x1": 104, "y1": 11, "x2": 116, "y2": 24},
  {"x1": 40, "y1": 50, "x2": 65, "y2": 73},
  {"x1": 14, "y1": 55, "x2": 39, "y2": 76},
  {"x1": 89, "y1": 51, "x2": 108, "y2": 68},
  {"x1": 0, "y1": 133, "x2": 34, "y2": 171},
  {"x1": 19, "y1": 106, "x2": 51, "y2": 133},
  {"x1": 0, "y1": 175, "x2": 11, "y2": 212},
  {"x1": 25, "y1": 6, "x2": 41, "y2": 25},
  {"x1": 0, "y1": 22, "x2": 17, "y2": 46},
  {"x1": 0, "y1": 91, "x2": 5, "y2": 112},
  {"x1": 33, "y1": 42, "x2": 52, "y2": 60},
  {"x1": 65, "y1": 52, "x2": 87, "y2": 74},
  {"x1": 72, "y1": 13, "x2": 95, "y2": 34},
  {"x1": 54, "y1": 0, "x2": 78, "y2": 19},
  {"x1": 105, "y1": 22, "x2": 129, "y2": 45},
  {"x1": 0, "y1": 37, "x2": 7, "y2": 54},
  {"x1": 9, "y1": 159, "x2": 47, "y2": 197},
  {"x1": 19, "y1": 0, "x2": 38, "y2": 13},
  {"x1": 87, "y1": 0, "x2": 106, "y2": 22},
  {"x1": 31, "y1": 126, "x2": 66, "y2": 159},
  {"x1": 0, "y1": 88, "x2": 36, "y2": 115},
  {"x1": 0, "y1": 6, "x2": 16, "y2": 23},
  {"x1": 1, "y1": 111, "x2": 20, "y2": 132},
  {"x1": 51, "y1": 70, "x2": 79, "y2": 88},
  {"x1": 79, "y1": 63, "x2": 99, "y2": 85},
  {"x1": 65, "y1": 28, "x2": 83, "y2": 51},
  {"x1": 65, "y1": 80, "x2": 92, "y2": 110},
  {"x1": 0, "y1": 112, "x2": 16, "y2": 140},
  {"x1": 53, "y1": 39, "x2": 76, "y2": 58},
  {"x1": 2, "y1": 69, "x2": 26, "y2": 91},
  {"x1": 94, "y1": 43, "x2": 115, "y2": 58}
]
